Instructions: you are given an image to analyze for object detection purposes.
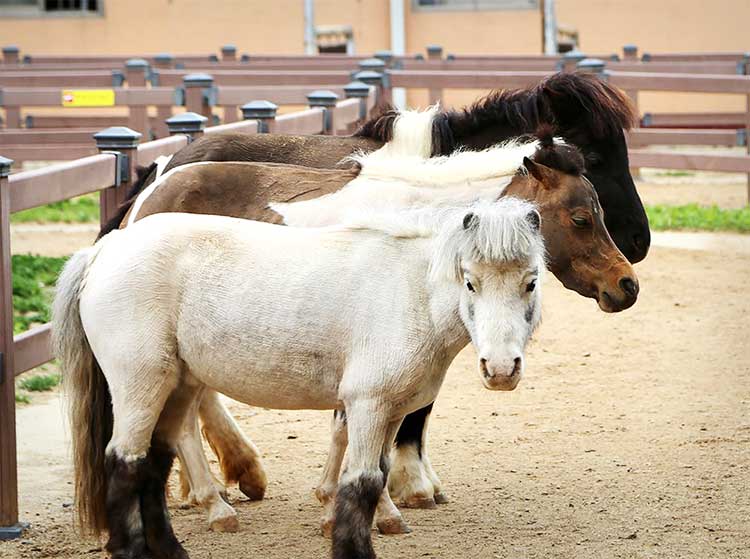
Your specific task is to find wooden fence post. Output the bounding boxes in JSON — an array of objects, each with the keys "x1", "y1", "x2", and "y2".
[
  {"x1": 307, "y1": 90, "x2": 339, "y2": 135},
  {"x1": 221, "y1": 45, "x2": 237, "y2": 62},
  {"x1": 426, "y1": 45, "x2": 443, "y2": 104},
  {"x1": 1, "y1": 46, "x2": 19, "y2": 65},
  {"x1": 166, "y1": 112, "x2": 207, "y2": 141},
  {"x1": 124, "y1": 59, "x2": 150, "y2": 137},
  {"x1": 344, "y1": 81, "x2": 371, "y2": 125},
  {"x1": 0, "y1": 155, "x2": 24, "y2": 541},
  {"x1": 354, "y1": 70, "x2": 384, "y2": 108},
  {"x1": 623, "y1": 44, "x2": 638, "y2": 62},
  {"x1": 241, "y1": 101, "x2": 278, "y2": 133},
  {"x1": 184, "y1": 74, "x2": 214, "y2": 120},
  {"x1": 359, "y1": 58, "x2": 391, "y2": 105},
  {"x1": 94, "y1": 127, "x2": 141, "y2": 227}
]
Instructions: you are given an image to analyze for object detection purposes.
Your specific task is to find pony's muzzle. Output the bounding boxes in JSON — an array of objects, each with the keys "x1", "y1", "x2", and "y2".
[
  {"x1": 479, "y1": 356, "x2": 523, "y2": 391},
  {"x1": 599, "y1": 274, "x2": 639, "y2": 313}
]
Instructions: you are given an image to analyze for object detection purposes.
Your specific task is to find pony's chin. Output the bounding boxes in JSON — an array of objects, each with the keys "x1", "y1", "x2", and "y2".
[
  {"x1": 481, "y1": 373, "x2": 521, "y2": 391},
  {"x1": 596, "y1": 290, "x2": 635, "y2": 313}
]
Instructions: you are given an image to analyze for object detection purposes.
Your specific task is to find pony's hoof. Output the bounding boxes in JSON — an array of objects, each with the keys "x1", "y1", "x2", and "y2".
[
  {"x1": 320, "y1": 517, "x2": 335, "y2": 538},
  {"x1": 433, "y1": 491, "x2": 449, "y2": 505},
  {"x1": 400, "y1": 494, "x2": 437, "y2": 509},
  {"x1": 238, "y1": 471, "x2": 267, "y2": 501},
  {"x1": 209, "y1": 512, "x2": 240, "y2": 533},
  {"x1": 376, "y1": 516, "x2": 412, "y2": 535}
]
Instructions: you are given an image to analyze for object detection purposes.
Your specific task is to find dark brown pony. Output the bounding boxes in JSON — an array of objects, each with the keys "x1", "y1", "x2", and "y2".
[
  {"x1": 118, "y1": 132, "x2": 638, "y2": 532},
  {"x1": 101, "y1": 72, "x2": 649, "y2": 265}
]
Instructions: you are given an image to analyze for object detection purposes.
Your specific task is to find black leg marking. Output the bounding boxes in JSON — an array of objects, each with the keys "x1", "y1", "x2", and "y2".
[
  {"x1": 104, "y1": 455, "x2": 149, "y2": 559},
  {"x1": 140, "y1": 441, "x2": 187, "y2": 559},
  {"x1": 332, "y1": 472, "x2": 384, "y2": 559},
  {"x1": 394, "y1": 403, "x2": 434, "y2": 457}
]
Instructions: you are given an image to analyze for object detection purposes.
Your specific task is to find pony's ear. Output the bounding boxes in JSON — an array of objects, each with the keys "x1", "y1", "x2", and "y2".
[
  {"x1": 526, "y1": 209, "x2": 541, "y2": 231},
  {"x1": 463, "y1": 211, "x2": 478, "y2": 230},
  {"x1": 523, "y1": 157, "x2": 555, "y2": 189}
]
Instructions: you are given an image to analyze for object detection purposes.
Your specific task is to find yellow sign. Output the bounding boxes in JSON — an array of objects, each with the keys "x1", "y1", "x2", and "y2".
[{"x1": 61, "y1": 89, "x2": 116, "y2": 107}]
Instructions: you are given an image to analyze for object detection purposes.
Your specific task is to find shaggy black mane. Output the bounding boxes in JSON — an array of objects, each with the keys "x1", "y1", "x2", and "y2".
[{"x1": 532, "y1": 124, "x2": 586, "y2": 176}]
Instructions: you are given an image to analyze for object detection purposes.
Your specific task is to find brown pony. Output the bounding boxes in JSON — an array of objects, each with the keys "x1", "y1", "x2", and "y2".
[{"x1": 116, "y1": 133, "x2": 638, "y2": 533}]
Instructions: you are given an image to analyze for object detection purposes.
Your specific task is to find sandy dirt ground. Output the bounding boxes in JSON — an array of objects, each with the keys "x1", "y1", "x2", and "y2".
[{"x1": 3, "y1": 177, "x2": 749, "y2": 559}]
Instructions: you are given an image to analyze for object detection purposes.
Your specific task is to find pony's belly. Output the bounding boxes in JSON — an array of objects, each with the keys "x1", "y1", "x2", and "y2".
[{"x1": 185, "y1": 354, "x2": 342, "y2": 411}]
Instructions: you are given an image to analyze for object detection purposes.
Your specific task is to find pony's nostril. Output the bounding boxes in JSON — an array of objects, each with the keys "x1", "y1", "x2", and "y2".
[
  {"x1": 512, "y1": 357, "x2": 522, "y2": 376},
  {"x1": 619, "y1": 277, "x2": 639, "y2": 298},
  {"x1": 480, "y1": 358, "x2": 489, "y2": 378}
]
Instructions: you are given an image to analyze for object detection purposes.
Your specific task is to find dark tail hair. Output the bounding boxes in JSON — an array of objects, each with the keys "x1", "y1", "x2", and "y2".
[
  {"x1": 97, "y1": 162, "x2": 158, "y2": 240},
  {"x1": 52, "y1": 247, "x2": 113, "y2": 534}
]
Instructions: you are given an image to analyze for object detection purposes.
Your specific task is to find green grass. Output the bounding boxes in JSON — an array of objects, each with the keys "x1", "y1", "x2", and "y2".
[
  {"x1": 11, "y1": 194, "x2": 99, "y2": 224},
  {"x1": 15, "y1": 392, "x2": 31, "y2": 404},
  {"x1": 18, "y1": 372, "x2": 61, "y2": 392},
  {"x1": 645, "y1": 204, "x2": 750, "y2": 233},
  {"x1": 12, "y1": 254, "x2": 68, "y2": 334}
]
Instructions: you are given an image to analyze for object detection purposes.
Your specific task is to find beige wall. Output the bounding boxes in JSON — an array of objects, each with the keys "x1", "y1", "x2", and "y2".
[{"x1": 0, "y1": 0, "x2": 747, "y2": 114}]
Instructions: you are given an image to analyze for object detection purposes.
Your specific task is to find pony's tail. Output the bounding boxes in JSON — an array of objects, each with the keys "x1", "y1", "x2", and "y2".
[{"x1": 52, "y1": 246, "x2": 112, "y2": 535}]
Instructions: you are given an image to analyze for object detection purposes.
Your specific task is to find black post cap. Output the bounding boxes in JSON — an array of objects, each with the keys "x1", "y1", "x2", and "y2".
[
  {"x1": 93, "y1": 126, "x2": 142, "y2": 149},
  {"x1": 165, "y1": 112, "x2": 208, "y2": 134},
  {"x1": 577, "y1": 58, "x2": 606, "y2": 74},
  {"x1": 0, "y1": 155, "x2": 14, "y2": 177},
  {"x1": 426, "y1": 45, "x2": 443, "y2": 55},
  {"x1": 184, "y1": 73, "x2": 214, "y2": 87},
  {"x1": 307, "y1": 90, "x2": 339, "y2": 107},
  {"x1": 359, "y1": 57, "x2": 386, "y2": 72},
  {"x1": 2, "y1": 45, "x2": 19, "y2": 54},
  {"x1": 344, "y1": 81, "x2": 370, "y2": 98},
  {"x1": 623, "y1": 44, "x2": 638, "y2": 54},
  {"x1": 241, "y1": 100, "x2": 278, "y2": 120},
  {"x1": 353, "y1": 70, "x2": 382, "y2": 86},
  {"x1": 125, "y1": 58, "x2": 149, "y2": 69},
  {"x1": 374, "y1": 50, "x2": 393, "y2": 63},
  {"x1": 154, "y1": 53, "x2": 174, "y2": 64},
  {"x1": 221, "y1": 44, "x2": 237, "y2": 53},
  {"x1": 563, "y1": 50, "x2": 587, "y2": 62}
]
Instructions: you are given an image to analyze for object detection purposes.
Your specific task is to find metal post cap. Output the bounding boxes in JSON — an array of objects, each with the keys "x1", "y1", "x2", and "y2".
[
  {"x1": 623, "y1": 44, "x2": 638, "y2": 54},
  {"x1": 93, "y1": 126, "x2": 142, "y2": 149},
  {"x1": 0, "y1": 155, "x2": 14, "y2": 177},
  {"x1": 241, "y1": 100, "x2": 278, "y2": 119},
  {"x1": 359, "y1": 57, "x2": 386, "y2": 71},
  {"x1": 374, "y1": 50, "x2": 393, "y2": 63},
  {"x1": 184, "y1": 73, "x2": 214, "y2": 87},
  {"x1": 165, "y1": 112, "x2": 208, "y2": 133},
  {"x1": 426, "y1": 45, "x2": 443, "y2": 55},
  {"x1": 125, "y1": 58, "x2": 149, "y2": 69},
  {"x1": 353, "y1": 70, "x2": 382, "y2": 86},
  {"x1": 563, "y1": 50, "x2": 586, "y2": 62},
  {"x1": 446, "y1": 53, "x2": 456, "y2": 61},
  {"x1": 2, "y1": 45, "x2": 19, "y2": 54},
  {"x1": 344, "y1": 81, "x2": 370, "y2": 98},
  {"x1": 221, "y1": 44, "x2": 237, "y2": 53},
  {"x1": 577, "y1": 58, "x2": 606, "y2": 73},
  {"x1": 154, "y1": 53, "x2": 174, "y2": 63},
  {"x1": 641, "y1": 52, "x2": 652, "y2": 62},
  {"x1": 307, "y1": 90, "x2": 339, "y2": 107}
]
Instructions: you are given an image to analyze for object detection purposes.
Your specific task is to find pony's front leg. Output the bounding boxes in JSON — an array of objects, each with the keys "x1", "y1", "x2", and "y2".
[
  {"x1": 176, "y1": 397, "x2": 240, "y2": 532},
  {"x1": 388, "y1": 403, "x2": 447, "y2": 508},
  {"x1": 332, "y1": 400, "x2": 392, "y2": 559},
  {"x1": 315, "y1": 410, "x2": 348, "y2": 537},
  {"x1": 199, "y1": 389, "x2": 268, "y2": 500}
]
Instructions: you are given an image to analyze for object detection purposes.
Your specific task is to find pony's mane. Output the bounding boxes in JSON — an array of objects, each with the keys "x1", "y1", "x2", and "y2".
[
  {"x1": 340, "y1": 198, "x2": 545, "y2": 283},
  {"x1": 350, "y1": 137, "x2": 538, "y2": 186},
  {"x1": 443, "y1": 73, "x2": 637, "y2": 150}
]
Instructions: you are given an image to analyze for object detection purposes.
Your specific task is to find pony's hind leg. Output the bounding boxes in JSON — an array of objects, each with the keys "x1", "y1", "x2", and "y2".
[
  {"x1": 138, "y1": 380, "x2": 203, "y2": 559},
  {"x1": 104, "y1": 365, "x2": 183, "y2": 559},
  {"x1": 375, "y1": 417, "x2": 411, "y2": 535},
  {"x1": 176, "y1": 395, "x2": 239, "y2": 532},
  {"x1": 199, "y1": 390, "x2": 268, "y2": 500}
]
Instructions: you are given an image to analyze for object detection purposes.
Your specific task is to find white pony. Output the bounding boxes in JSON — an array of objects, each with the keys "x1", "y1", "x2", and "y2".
[{"x1": 54, "y1": 198, "x2": 545, "y2": 559}]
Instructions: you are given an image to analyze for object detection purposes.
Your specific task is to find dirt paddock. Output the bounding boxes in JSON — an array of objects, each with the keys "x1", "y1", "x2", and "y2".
[{"x1": 3, "y1": 178, "x2": 750, "y2": 559}]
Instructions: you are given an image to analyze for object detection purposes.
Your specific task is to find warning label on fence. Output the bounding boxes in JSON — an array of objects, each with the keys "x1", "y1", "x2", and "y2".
[{"x1": 61, "y1": 89, "x2": 116, "y2": 107}]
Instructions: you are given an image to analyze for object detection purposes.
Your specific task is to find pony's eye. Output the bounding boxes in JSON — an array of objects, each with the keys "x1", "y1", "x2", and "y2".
[
  {"x1": 526, "y1": 280, "x2": 536, "y2": 293},
  {"x1": 466, "y1": 281, "x2": 475, "y2": 293},
  {"x1": 572, "y1": 216, "x2": 590, "y2": 228}
]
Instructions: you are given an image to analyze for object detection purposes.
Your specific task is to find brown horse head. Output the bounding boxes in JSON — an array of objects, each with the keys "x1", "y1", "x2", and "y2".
[{"x1": 503, "y1": 135, "x2": 639, "y2": 313}]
